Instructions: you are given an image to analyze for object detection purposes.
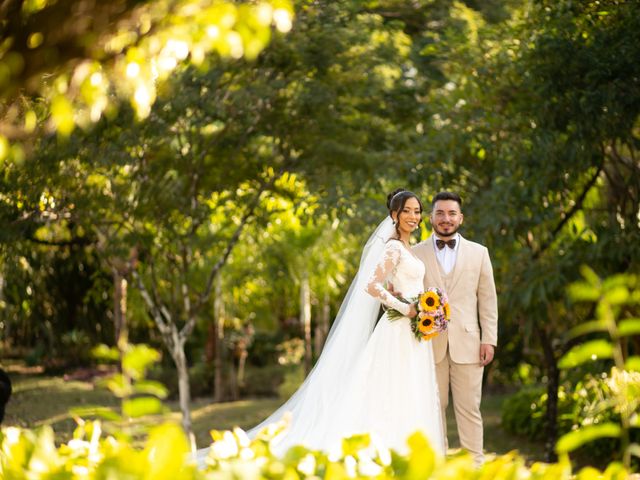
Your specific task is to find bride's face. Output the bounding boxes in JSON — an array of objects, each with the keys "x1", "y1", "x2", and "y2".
[{"x1": 395, "y1": 197, "x2": 422, "y2": 234}]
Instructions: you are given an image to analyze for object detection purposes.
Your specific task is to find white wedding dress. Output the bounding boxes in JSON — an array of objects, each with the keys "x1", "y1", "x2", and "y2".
[{"x1": 196, "y1": 218, "x2": 444, "y2": 463}]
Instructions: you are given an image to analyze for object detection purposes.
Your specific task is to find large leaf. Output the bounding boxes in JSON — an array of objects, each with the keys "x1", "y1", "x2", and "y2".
[
  {"x1": 565, "y1": 320, "x2": 607, "y2": 340},
  {"x1": 122, "y1": 344, "x2": 160, "y2": 380},
  {"x1": 69, "y1": 406, "x2": 122, "y2": 422},
  {"x1": 143, "y1": 423, "x2": 193, "y2": 480},
  {"x1": 556, "y1": 423, "x2": 621, "y2": 454},
  {"x1": 103, "y1": 374, "x2": 133, "y2": 398},
  {"x1": 628, "y1": 443, "x2": 640, "y2": 459},
  {"x1": 405, "y1": 431, "x2": 436, "y2": 479},
  {"x1": 625, "y1": 356, "x2": 640, "y2": 372},
  {"x1": 579, "y1": 266, "x2": 601, "y2": 289},
  {"x1": 133, "y1": 380, "x2": 169, "y2": 399},
  {"x1": 617, "y1": 318, "x2": 640, "y2": 337},
  {"x1": 604, "y1": 286, "x2": 630, "y2": 305},
  {"x1": 559, "y1": 340, "x2": 613, "y2": 369},
  {"x1": 122, "y1": 397, "x2": 164, "y2": 418},
  {"x1": 92, "y1": 344, "x2": 120, "y2": 362},
  {"x1": 568, "y1": 282, "x2": 600, "y2": 303}
]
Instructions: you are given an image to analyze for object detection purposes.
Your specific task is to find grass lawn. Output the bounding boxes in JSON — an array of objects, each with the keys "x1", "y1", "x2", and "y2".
[{"x1": 2, "y1": 363, "x2": 545, "y2": 463}]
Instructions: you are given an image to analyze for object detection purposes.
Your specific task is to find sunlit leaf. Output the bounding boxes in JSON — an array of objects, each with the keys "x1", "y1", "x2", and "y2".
[
  {"x1": 341, "y1": 433, "x2": 370, "y2": 456},
  {"x1": 51, "y1": 95, "x2": 75, "y2": 136},
  {"x1": 617, "y1": 318, "x2": 640, "y2": 337},
  {"x1": 70, "y1": 406, "x2": 122, "y2": 422},
  {"x1": 556, "y1": 423, "x2": 621, "y2": 454},
  {"x1": 0, "y1": 135, "x2": 9, "y2": 161},
  {"x1": 559, "y1": 340, "x2": 613, "y2": 369},
  {"x1": 568, "y1": 282, "x2": 600, "y2": 302},
  {"x1": 602, "y1": 461, "x2": 628, "y2": 479},
  {"x1": 143, "y1": 423, "x2": 192, "y2": 480},
  {"x1": 575, "y1": 466, "x2": 603, "y2": 480},
  {"x1": 122, "y1": 344, "x2": 160, "y2": 380},
  {"x1": 92, "y1": 344, "x2": 120, "y2": 362},
  {"x1": 122, "y1": 397, "x2": 164, "y2": 418},
  {"x1": 565, "y1": 320, "x2": 607, "y2": 340},
  {"x1": 580, "y1": 266, "x2": 601, "y2": 288},
  {"x1": 625, "y1": 356, "x2": 640, "y2": 372},
  {"x1": 103, "y1": 374, "x2": 133, "y2": 398},
  {"x1": 604, "y1": 286, "x2": 629, "y2": 305},
  {"x1": 405, "y1": 431, "x2": 436, "y2": 479},
  {"x1": 28, "y1": 426, "x2": 59, "y2": 473},
  {"x1": 628, "y1": 443, "x2": 640, "y2": 458},
  {"x1": 133, "y1": 380, "x2": 169, "y2": 399}
]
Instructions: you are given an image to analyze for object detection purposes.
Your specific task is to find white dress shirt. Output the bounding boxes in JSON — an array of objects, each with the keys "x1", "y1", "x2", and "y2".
[{"x1": 433, "y1": 233, "x2": 460, "y2": 275}]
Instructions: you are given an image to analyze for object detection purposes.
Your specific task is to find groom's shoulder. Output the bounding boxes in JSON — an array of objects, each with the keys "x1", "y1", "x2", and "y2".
[{"x1": 461, "y1": 236, "x2": 489, "y2": 253}]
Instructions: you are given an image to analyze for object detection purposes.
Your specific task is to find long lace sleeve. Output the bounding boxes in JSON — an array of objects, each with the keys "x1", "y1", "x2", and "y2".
[{"x1": 365, "y1": 240, "x2": 412, "y2": 316}]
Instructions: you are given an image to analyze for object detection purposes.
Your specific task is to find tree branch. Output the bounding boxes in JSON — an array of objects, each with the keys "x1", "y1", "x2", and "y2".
[
  {"x1": 533, "y1": 160, "x2": 604, "y2": 259},
  {"x1": 131, "y1": 269, "x2": 173, "y2": 343},
  {"x1": 193, "y1": 175, "x2": 277, "y2": 314}
]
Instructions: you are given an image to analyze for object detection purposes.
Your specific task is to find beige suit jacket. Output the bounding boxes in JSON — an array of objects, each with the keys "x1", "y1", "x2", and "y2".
[{"x1": 413, "y1": 234, "x2": 498, "y2": 364}]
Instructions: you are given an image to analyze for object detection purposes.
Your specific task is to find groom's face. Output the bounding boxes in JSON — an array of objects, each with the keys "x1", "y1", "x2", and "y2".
[{"x1": 430, "y1": 199, "x2": 463, "y2": 238}]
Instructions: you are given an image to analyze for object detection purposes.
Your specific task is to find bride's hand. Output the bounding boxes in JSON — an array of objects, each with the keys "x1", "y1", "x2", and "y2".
[
  {"x1": 387, "y1": 282, "x2": 400, "y2": 298},
  {"x1": 407, "y1": 304, "x2": 418, "y2": 318}
]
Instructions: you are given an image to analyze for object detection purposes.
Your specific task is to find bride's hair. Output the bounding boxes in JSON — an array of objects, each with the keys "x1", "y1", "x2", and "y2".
[{"x1": 386, "y1": 188, "x2": 423, "y2": 237}]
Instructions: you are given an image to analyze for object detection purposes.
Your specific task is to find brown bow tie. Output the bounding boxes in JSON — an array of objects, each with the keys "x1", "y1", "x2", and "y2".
[{"x1": 436, "y1": 238, "x2": 456, "y2": 250}]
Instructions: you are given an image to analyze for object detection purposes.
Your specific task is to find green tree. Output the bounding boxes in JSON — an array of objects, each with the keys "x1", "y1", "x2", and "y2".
[{"x1": 0, "y1": 0, "x2": 293, "y2": 161}]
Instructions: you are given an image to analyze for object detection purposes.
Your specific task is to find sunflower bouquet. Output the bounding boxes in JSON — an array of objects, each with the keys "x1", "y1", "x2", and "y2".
[{"x1": 387, "y1": 287, "x2": 450, "y2": 342}]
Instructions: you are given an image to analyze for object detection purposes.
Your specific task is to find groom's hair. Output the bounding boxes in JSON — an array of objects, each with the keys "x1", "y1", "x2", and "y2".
[{"x1": 432, "y1": 191, "x2": 462, "y2": 209}]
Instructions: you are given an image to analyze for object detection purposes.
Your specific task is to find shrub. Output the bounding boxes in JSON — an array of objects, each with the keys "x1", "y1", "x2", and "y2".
[
  {"x1": 0, "y1": 420, "x2": 631, "y2": 479},
  {"x1": 501, "y1": 373, "x2": 640, "y2": 469}
]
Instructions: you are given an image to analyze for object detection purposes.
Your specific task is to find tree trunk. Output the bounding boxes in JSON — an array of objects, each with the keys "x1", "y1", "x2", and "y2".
[
  {"x1": 213, "y1": 275, "x2": 225, "y2": 402},
  {"x1": 538, "y1": 325, "x2": 559, "y2": 462},
  {"x1": 314, "y1": 291, "x2": 330, "y2": 356},
  {"x1": 205, "y1": 323, "x2": 216, "y2": 364},
  {"x1": 300, "y1": 271, "x2": 312, "y2": 374},
  {"x1": 113, "y1": 269, "x2": 128, "y2": 350},
  {"x1": 173, "y1": 338, "x2": 196, "y2": 451},
  {"x1": 236, "y1": 340, "x2": 248, "y2": 390},
  {"x1": 228, "y1": 357, "x2": 239, "y2": 400}
]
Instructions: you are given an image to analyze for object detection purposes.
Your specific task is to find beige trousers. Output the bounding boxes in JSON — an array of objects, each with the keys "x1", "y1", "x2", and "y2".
[{"x1": 435, "y1": 349, "x2": 485, "y2": 465}]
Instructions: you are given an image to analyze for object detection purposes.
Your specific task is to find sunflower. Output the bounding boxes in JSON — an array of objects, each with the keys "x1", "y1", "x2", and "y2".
[
  {"x1": 422, "y1": 332, "x2": 439, "y2": 341},
  {"x1": 418, "y1": 314, "x2": 435, "y2": 334},
  {"x1": 419, "y1": 291, "x2": 440, "y2": 311},
  {"x1": 443, "y1": 302, "x2": 451, "y2": 319}
]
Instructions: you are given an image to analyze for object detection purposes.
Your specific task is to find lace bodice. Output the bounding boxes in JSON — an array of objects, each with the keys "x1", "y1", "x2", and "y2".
[{"x1": 365, "y1": 240, "x2": 425, "y2": 316}]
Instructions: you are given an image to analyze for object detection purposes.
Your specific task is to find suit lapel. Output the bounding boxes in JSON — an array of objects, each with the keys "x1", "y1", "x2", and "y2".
[
  {"x1": 448, "y1": 234, "x2": 468, "y2": 292},
  {"x1": 417, "y1": 235, "x2": 444, "y2": 288}
]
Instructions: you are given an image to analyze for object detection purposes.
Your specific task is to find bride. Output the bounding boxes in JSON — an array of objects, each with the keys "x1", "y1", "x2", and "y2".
[{"x1": 198, "y1": 189, "x2": 444, "y2": 461}]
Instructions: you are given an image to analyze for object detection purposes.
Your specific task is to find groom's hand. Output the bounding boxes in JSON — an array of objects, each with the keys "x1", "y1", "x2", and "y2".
[{"x1": 479, "y1": 344, "x2": 494, "y2": 366}]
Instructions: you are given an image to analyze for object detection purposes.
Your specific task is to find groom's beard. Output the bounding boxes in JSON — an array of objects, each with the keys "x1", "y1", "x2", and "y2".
[{"x1": 433, "y1": 224, "x2": 460, "y2": 239}]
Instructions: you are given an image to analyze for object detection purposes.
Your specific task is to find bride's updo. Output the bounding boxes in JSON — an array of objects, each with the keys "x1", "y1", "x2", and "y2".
[{"x1": 386, "y1": 188, "x2": 423, "y2": 237}]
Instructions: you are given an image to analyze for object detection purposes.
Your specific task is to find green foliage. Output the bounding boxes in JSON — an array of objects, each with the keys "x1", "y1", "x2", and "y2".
[
  {"x1": 502, "y1": 386, "x2": 576, "y2": 443},
  {"x1": 557, "y1": 269, "x2": 640, "y2": 469},
  {"x1": 72, "y1": 343, "x2": 168, "y2": 435},
  {"x1": 0, "y1": 0, "x2": 293, "y2": 161},
  {"x1": 0, "y1": 421, "x2": 196, "y2": 479},
  {"x1": 277, "y1": 365, "x2": 304, "y2": 400},
  {"x1": 1, "y1": 418, "x2": 634, "y2": 479},
  {"x1": 502, "y1": 269, "x2": 640, "y2": 469},
  {"x1": 502, "y1": 375, "x2": 640, "y2": 469}
]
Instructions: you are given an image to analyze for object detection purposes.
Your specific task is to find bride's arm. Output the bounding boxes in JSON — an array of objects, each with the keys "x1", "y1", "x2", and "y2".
[{"x1": 365, "y1": 241, "x2": 412, "y2": 316}]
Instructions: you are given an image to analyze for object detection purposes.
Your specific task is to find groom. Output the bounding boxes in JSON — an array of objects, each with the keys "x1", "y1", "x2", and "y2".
[{"x1": 413, "y1": 191, "x2": 498, "y2": 466}]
